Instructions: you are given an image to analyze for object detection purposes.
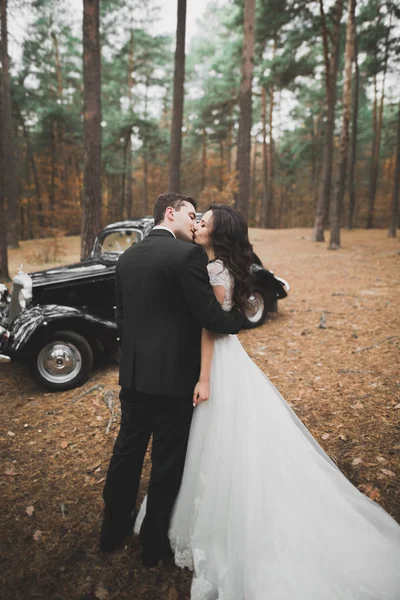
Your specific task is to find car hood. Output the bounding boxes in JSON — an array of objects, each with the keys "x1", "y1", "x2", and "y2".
[{"x1": 29, "y1": 259, "x2": 115, "y2": 287}]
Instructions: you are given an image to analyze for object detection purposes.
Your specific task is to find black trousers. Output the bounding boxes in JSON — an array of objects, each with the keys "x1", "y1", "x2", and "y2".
[{"x1": 103, "y1": 387, "x2": 193, "y2": 560}]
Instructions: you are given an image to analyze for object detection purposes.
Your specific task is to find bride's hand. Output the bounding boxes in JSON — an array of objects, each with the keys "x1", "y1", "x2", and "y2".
[{"x1": 193, "y1": 379, "x2": 210, "y2": 406}]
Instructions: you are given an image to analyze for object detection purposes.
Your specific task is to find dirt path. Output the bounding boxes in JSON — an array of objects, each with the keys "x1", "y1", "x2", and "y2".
[{"x1": 1, "y1": 229, "x2": 399, "y2": 599}]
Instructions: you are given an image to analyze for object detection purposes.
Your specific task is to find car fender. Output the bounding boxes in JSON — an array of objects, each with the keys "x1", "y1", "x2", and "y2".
[
  {"x1": 251, "y1": 266, "x2": 288, "y2": 300},
  {"x1": 8, "y1": 304, "x2": 117, "y2": 354}
]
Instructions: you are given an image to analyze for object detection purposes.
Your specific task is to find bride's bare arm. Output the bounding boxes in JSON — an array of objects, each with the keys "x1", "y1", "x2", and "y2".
[{"x1": 193, "y1": 285, "x2": 226, "y2": 406}]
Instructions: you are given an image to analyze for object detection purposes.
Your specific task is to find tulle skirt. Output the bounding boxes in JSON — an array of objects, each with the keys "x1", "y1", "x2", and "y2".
[{"x1": 137, "y1": 334, "x2": 400, "y2": 599}]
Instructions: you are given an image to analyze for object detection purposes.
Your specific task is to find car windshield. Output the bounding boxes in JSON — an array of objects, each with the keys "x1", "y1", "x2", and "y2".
[{"x1": 99, "y1": 229, "x2": 143, "y2": 255}]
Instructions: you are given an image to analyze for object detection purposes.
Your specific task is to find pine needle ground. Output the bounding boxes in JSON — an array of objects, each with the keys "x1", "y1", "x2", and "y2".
[{"x1": 1, "y1": 228, "x2": 399, "y2": 599}]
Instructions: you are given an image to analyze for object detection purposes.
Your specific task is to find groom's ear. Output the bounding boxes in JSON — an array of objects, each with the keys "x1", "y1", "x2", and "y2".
[{"x1": 165, "y1": 206, "x2": 175, "y2": 222}]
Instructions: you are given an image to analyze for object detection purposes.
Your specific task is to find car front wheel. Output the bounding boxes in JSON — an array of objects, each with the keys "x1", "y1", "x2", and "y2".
[
  {"x1": 243, "y1": 288, "x2": 269, "y2": 329},
  {"x1": 30, "y1": 330, "x2": 93, "y2": 392}
]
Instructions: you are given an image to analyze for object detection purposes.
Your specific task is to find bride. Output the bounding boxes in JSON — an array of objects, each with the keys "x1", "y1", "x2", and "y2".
[{"x1": 136, "y1": 204, "x2": 400, "y2": 599}]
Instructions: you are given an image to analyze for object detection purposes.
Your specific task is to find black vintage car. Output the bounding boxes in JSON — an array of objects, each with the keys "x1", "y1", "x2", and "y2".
[{"x1": 0, "y1": 218, "x2": 289, "y2": 392}]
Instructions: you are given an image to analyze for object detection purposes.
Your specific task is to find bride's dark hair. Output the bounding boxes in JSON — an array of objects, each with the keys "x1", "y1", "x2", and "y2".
[{"x1": 208, "y1": 204, "x2": 254, "y2": 312}]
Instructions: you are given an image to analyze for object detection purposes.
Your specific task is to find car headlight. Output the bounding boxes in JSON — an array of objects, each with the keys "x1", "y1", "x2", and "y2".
[
  {"x1": 18, "y1": 288, "x2": 33, "y2": 309},
  {"x1": 274, "y1": 276, "x2": 290, "y2": 293}
]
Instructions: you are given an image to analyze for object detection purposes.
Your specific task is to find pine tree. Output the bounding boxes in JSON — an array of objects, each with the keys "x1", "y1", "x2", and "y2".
[
  {"x1": 169, "y1": 0, "x2": 186, "y2": 193},
  {"x1": 81, "y1": 0, "x2": 101, "y2": 258},
  {"x1": 330, "y1": 0, "x2": 356, "y2": 249},
  {"x1": 312, "y1": 0, "x2": 344, "y2": 242},
  {"x1": 236, "y1": 0, "x2": 255, "y2": 222},
  {"x1": 0, "y1": 66, "x2": 9, "y2": 280},
  {"x1": 388, "y1": 101, "x2": 400, "y2": 237},
  {"x1": 1, "y1": 0, "x2": 19, "y2": 248}
]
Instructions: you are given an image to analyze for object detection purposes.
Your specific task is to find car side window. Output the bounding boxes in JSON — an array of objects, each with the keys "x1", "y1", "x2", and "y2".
[{"x1": 99, "y1": 230, "x2": 142, "y2": 254}]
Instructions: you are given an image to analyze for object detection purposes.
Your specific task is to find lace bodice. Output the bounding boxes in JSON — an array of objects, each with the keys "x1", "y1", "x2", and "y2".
[{"x1": 207, "y1": 260, "x2": 234, "y2": 311}]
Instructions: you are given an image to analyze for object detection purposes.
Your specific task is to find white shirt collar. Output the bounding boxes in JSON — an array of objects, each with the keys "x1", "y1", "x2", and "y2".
[{"x1": 152, "y1": 225, "x2": 176, "y2": 239}]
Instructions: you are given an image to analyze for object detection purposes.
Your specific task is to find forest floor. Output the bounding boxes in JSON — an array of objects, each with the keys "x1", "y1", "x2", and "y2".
[{"x1": 1, "y1": 228, "x2": 399, "y2": 600}]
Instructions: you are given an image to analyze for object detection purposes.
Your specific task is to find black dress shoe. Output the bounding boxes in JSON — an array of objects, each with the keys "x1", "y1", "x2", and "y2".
[
  {"x1": 100, "y1": 535, "x2": 129, "y2": 553},
  {"x1": 142, "y1": 546, "x2": 174, "y2": 568},
  {"x1": 99, "y1": 510, "x2": 135, "y2": 553}
]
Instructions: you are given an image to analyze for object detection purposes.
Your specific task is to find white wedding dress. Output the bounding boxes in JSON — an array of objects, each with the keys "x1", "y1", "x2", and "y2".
[{"x1": 136, "y1": 260, "x2": 400, "y2": 599}]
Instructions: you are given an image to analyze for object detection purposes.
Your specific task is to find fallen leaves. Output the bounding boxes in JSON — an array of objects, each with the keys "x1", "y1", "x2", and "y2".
[
  {"x1": 60, "y1": 440, "x2": 69, "y2": 449},
  {"x1": 87, "y1": 461, "x2": 101, "y2": 473},
  {"x1": 352, "y1": 458, "x2": 363, "y2": 466},
  {"x1": 1, "y1": 229, "x2": 399, "y2": 600},
  {"x1": 351, "y1": 402, "x2": 364, "y2": 410},
  {"x1": 168, "y1": 588, "x2": 178, "y2": 600},
  {"x1": 4, "y1": 464, "x2": 17, "y2": 476},
  {"x1": 94, "y1": 584, "x2": 109, "y2": 600},
  {"x1": 358, "y1": 484, "x2": 382, "y2": 502},
  {"x1": 380, "y1": 469, "x2": 396, "y2": 477},
  {"x1": 33, "y1": 530, "x2": 42, "y2": 542}
]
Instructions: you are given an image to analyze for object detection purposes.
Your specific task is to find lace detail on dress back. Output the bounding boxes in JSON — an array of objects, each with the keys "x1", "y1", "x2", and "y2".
[{"x1": 207, "y1": 260, "x2": 234, "y2": 311}]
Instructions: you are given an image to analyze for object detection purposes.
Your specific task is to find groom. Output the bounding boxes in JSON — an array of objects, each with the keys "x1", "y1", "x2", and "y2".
[{"x1": 100, "y1": 192, "x2": 244, "y2": 566}]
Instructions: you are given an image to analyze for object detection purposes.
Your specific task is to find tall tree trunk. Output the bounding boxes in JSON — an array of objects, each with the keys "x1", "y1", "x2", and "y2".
[
  {"x1": 49, "y1": 123, "x2": 57, "y2": 217},
  {"x1": 366, "y1": 75, "x2": 378, "y2": 228},
  {"x1": 219, "y1": 140, "x2": 224, "y2": 191},
  {"x1": 21, "y1": 169, "x2": 33, "y2": 240},
  {"x1": 107, "y1": 174, "x2": 113, "y2": 222},
  {"x1": 266, "y1": 84, "x2": 275, "y2": 227},
  {"x1": 16, "y1": 104, "x2": 44, "y2": 229},
  {"x1": 250, "y1": 135, "x2": 258, "y2": 221},
  {"x1": 141, "y1": 72, "x2": 150, "y2": 216},
  {"x1": 20, "y1": 202, "x2": 25, "y2": 240},
  {"x1": 121, "y1": 132, "x2": 130, "y2": 219},
  {"x1": 311, "y1": 114, "x2": 322, "y2": 210},
  {"x1": 23, "y1": 140, "x2": 34, "y2": 239},
  {"x1": 109, "y1": 173, "x2": 119, "y2": 222},
  {"x1": 330, "y1": 0, "x2": 356, "y2": 249},
  {"x1": 347, "y1": 31, "x2": 359, "y2": 230},
  {"x1": 236, "y1": 0, "x2": 255, "y2": 222},
  {"x1": 169, "y1": 0, "x2": 186, "y2": 192},
  {"x1": 201, "y1": 129, "x2": 207, "y2": 191},
  {"x1": 75, "y1": 154, "x2": 83, "y2": 207},
  {"x1": 126, "y1": 30, "x2": 134, "y2": 218},
  {"x1": 312, "y1": 0, "x2": 343, "y2": 242},
  {"x1": 142, "y1": 153, "x2": 148, "y2": 214},
  {"x1": 227, "y1": 119, "x2": 232, "y2": 173},
  {"x1": 277, "y1": 185, "x2": 286, "y2": 228},
  {"x1": 388, "y1": 102, "x2": 400, "y2": 238},
  {"x1": 311, "y1": 116, "x2": 318, "y2": 203},
  {"x1": 0, "y1": 72, "x2": 9, "y2": 280},
  {"x1": 366, "y1": 20, "x2": 390, "y2": 229},
  {"x1": 0, "y1": 193, "x2": 9, "y2": 279},
  {"x1": 81, "y1": 0, "x2": 101, "y2": 259},
  {"x1": 1, "y1": 0, "x2": 19, "y2": 248},
  {"x1": 125, "y1": 134, "x2": 133, "y2": 213},
  {"x1": 51, "y1": 31, "x2": 69, "y2": 211},
  {"x1": 250, "y1": 134, "x2": 257, "y2": 198},
  {"x1": 261, "y1": 86, "x2": 268, "y2": 227}
]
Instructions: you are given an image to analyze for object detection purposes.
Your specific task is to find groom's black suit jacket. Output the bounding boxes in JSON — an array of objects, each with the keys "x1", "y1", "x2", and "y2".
[{"x1": 116, "y1": 229, "x2": 243, "y2": 397}]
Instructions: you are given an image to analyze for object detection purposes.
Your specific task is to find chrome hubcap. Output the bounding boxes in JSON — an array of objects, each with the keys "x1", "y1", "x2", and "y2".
[
  {"x1": 245, "y1": 292, "x2": 265, "y2": 323},
  {"x1": 37, "y1": 342, "x2": 82, "y2": 383}
]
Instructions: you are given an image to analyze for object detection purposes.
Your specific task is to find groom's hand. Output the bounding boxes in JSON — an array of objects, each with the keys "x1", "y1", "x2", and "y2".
[{"x1": 193, "y1": 379, "x2": 210, "y2": 406}]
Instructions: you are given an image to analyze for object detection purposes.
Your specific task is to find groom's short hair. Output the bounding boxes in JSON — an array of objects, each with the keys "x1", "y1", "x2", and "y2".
[{"x1": 154, "y1": 193, "x2": 197, "y2": 225}]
